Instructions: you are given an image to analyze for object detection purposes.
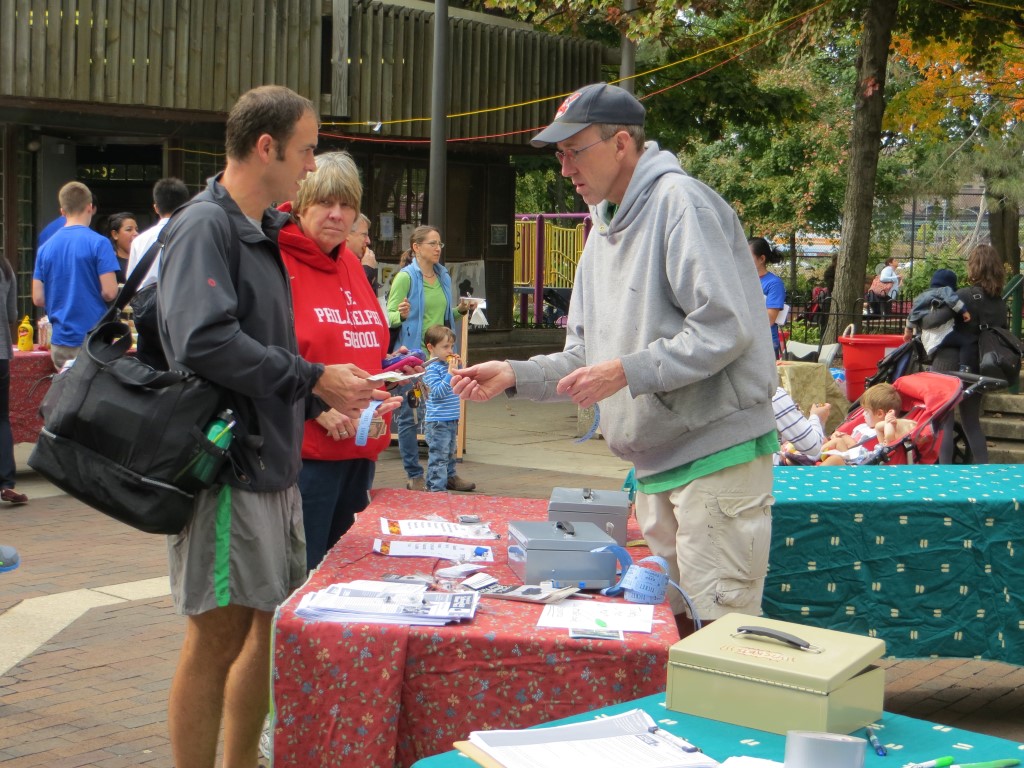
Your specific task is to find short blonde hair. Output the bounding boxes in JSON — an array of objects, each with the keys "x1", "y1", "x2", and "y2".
[
  {"x1": 861, "y1": 382, "x2": 901, "y2": 414},
  {"x1": 293, "y1": 151, "x2": 362, "y2": 216},
  {"x1": 58, "y1": 181, "x2": 93, "y2": 215}
]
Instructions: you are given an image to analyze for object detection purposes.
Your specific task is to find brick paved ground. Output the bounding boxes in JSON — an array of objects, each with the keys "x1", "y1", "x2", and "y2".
[{"x1": 1, "y1": 399, "x2": 1021, "y2": 767}]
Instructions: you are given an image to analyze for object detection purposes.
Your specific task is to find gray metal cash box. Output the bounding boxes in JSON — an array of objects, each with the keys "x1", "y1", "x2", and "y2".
[
  {"x1": 547, "y1": 487, "x2": 633, "y2": 546},
  {"x1": 507, "y1": 520, "x2": 617, "y2": 589}
]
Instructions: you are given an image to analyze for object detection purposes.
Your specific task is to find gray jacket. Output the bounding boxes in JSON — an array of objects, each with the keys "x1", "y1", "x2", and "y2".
[
  {"x1": 510, "y1": 142, "x2": 777, "y2": 477},
  {"x1": 1, "y1": 267, "x2": 15, "y2": 360},
  {"x1": 158, "y1": 176, "x2": 324, "y2": 491}
]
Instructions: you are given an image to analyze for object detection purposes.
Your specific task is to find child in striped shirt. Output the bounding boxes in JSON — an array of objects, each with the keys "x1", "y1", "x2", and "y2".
[{"x1": 422, "y1": 325, "x2": 475, "y2": 492}]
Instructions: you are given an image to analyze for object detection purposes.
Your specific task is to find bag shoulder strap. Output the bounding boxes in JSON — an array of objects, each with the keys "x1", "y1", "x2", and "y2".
[{"x1": 108, "y1": 198, "x2": 242, "y2": 320}]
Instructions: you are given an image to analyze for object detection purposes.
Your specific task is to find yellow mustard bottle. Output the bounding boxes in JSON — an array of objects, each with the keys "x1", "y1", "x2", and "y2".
[{"x1": 17, "y1": 315, "x2": 34, "y2": 351}]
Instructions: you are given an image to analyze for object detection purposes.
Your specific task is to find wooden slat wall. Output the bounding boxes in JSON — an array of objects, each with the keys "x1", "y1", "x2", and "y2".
[
  {"x1": 1, "y1": 0, "x2": 604, "y2": 146},
  {"x1": 0, "y1": 0, "x2": 322, "y2": 111},
  {"x1": 339, "y1": 0, "x2": 605, "y2": 144}
]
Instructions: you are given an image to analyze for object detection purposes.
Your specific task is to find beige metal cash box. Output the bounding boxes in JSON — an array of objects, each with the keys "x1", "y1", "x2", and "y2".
[{"x1": 666, "y1": 613, "x2": 885, "y2": 735}]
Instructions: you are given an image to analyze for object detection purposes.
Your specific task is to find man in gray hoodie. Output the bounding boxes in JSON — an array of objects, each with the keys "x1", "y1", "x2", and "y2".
[{"x1": 453, "y1": 83, "x2": 778, "y2": 631}]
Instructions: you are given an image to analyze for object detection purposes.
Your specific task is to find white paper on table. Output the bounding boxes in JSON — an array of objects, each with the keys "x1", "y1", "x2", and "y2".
[
  {"x1": 295, "y1": 584, "x2": 479, "y2": 625},
  {"x1": 536, "y1": 602, "x2": 654, "y2": 633},
  {"x1": 468, "y1": 709, "x2": 718, "y2": 768},
  {"x1": 379, "y1": 518, "x2": 497, "y2": 539},
  {"x1": 719, "y1": 759, "x2": 782, "y2": 768},
  {"x1": 373, "y1": 538, "x2": 494, "y2": 562}
]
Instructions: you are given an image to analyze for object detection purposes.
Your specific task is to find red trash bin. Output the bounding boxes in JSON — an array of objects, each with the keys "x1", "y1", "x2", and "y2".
[{"x1": 838, "y1": 329, "x2": 906, "y2": 401}]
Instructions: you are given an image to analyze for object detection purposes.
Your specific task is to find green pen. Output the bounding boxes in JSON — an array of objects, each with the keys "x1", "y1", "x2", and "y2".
[
  {"x1": 951, "y1": 760, "x2": 1021, "y2": 768},
  {"x1": 909, "y1": 758, "x2": 954, "y2": 768}
]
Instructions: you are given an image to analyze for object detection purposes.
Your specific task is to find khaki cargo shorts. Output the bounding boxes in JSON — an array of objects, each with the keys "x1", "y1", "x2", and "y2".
[{"x1": 635, "y1": 454, "x2": 774, "y2": 621}]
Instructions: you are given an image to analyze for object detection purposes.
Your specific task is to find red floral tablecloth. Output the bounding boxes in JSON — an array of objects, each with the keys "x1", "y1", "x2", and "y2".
[
  {"x1": 272, "y1": 489, "x2": 677, "y2": 768},
  {"x1": 10, "y1": 349, "x2": 53, "y2": 443}
]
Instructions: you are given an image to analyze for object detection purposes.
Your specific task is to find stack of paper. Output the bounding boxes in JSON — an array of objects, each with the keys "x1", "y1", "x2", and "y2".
[
  {"x1": 294, "y1": 580, "x2": 479, "y2": 626},
  {"x1": 459, "y1": 709, "x2": 719, "y2": 768}
]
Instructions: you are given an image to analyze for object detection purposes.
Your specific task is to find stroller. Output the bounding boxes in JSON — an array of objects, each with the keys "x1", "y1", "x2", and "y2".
[
  {"x1": 845, "y1": 338, "x2": 1008, "y2": 463},
  {"x1": 828, "y1": 371, "x2": 962, "y2": 464}
]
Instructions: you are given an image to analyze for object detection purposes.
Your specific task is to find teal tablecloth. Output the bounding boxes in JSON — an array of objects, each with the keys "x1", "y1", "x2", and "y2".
[
  {"x1": 766, "y1": 465, "x2": 1024, "y2": 661},
  {"x1": 412, "y1": 693, "x2": 1024, "y2": 767}
]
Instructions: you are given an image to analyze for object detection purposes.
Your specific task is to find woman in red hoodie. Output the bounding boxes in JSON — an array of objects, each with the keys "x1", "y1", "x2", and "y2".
[{"x1": 279, "y1": 151, "x2": 401, "y2": 571}]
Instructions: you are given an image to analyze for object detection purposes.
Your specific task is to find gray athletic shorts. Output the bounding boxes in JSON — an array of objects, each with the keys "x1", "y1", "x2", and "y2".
[{"x1": 168, "y1": 484, "x2": 307, "y2": 615}]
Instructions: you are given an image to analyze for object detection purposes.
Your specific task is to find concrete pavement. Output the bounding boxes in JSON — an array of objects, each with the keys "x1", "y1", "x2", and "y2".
[{"x1": 1, "y1": 397, "x2": 1022, "y2": 766}]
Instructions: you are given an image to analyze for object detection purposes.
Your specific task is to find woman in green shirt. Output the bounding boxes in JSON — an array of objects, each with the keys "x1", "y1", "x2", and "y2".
[{"x1": 387, "y1": 225, "x2": 475, "y2": 491}]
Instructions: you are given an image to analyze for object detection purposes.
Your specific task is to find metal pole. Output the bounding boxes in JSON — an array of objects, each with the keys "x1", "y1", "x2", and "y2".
[
  {"x1": 908, "y1": 196, "x2": 916, "y2": 283},
  {"x1": 428, "y1": 0, "x2": 448, "y2": 256},
  {"x1": 534, "y1": 215, "x2": 545, "y2": 325}
]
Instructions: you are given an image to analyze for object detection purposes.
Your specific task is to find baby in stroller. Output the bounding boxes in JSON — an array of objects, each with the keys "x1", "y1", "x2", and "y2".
[{"x1": 820, "y1": 382, "x2": 917, "y2": 465}]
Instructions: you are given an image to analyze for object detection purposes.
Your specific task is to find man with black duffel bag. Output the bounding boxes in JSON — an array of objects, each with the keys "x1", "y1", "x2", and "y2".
[{"x1": 156, "y1": 86, "x2": 401, "y2": 768}]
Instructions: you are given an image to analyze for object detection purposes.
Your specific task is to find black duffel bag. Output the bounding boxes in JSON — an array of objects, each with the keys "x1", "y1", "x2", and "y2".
[{"x1": 28, "y1": 221, "x2": 228, "y2": 534}]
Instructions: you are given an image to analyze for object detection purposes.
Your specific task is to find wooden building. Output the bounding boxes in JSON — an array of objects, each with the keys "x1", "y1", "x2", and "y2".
[{"x1": 0, "y1": 0, "x2": 609, "y2": 328}]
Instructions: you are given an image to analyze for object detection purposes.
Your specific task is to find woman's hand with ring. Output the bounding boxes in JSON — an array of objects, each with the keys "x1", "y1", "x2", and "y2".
[{"x1": 315, "y1": 408, "x2": 353, "y2": 441}]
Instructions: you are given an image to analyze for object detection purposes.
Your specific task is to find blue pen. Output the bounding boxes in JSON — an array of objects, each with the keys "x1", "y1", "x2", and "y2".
[{"x1": 866, "y1": 727, "x2": 886, "y2": 756}]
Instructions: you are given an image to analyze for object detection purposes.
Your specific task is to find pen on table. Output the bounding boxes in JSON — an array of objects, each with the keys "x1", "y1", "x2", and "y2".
[
  {"x1": 865, "y1": 726, "x2": 886, "y2": 756},
  {"x1": 647, "y1": 725, "x2": 699, "y2": 753},
  {"x1": 907, "y1": 758, "x2": 954, "y2": 768}
]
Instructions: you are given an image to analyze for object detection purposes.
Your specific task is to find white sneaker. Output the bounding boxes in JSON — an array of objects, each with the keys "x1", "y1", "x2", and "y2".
[{"x1": 259, "y1": 714, "x2": 272, "y2": 760}]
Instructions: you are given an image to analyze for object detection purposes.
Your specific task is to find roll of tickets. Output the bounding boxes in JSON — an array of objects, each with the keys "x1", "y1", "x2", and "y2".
[
  {"x1": 782, "y1": 729, "x2": 864, "y2": 765},
  {"x1": 783, "y1": 731, "x2": 866, "y2": 768}
]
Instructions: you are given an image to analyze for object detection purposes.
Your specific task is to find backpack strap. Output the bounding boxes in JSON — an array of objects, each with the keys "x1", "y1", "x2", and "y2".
[{"x1": 106, "y1": 199, "x2": 241, "y2": 323}]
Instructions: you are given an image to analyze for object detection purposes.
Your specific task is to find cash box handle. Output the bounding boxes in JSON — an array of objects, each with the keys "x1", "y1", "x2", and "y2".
[
  {"x1": 555, "y1": 520, "x2": 576, "y2": 536},
  {"x1": 734, "y1": 625, "x2": 824, "y2": 654}
]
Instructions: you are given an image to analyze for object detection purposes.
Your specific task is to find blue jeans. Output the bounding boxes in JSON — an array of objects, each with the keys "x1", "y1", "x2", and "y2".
[
  {"x1": 395, "y1": 382, "x2": 425, "y2": 479},
  {"x1": 425, "y1": 420, "x2": 458, "y2": 492},
  {"x1": 298, "y1": 458, "x2": 375, "y2": 571}
]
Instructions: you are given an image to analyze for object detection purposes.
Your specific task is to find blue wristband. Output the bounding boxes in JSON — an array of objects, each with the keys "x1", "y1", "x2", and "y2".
[{"x1": 354, "y1": 399, "x2": 385, "y2": 446}]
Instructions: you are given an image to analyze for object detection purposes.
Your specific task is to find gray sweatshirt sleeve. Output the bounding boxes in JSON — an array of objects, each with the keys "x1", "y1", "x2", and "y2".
[{"x1": 508, "y1": 309, "x2": 587, "y2": 401}]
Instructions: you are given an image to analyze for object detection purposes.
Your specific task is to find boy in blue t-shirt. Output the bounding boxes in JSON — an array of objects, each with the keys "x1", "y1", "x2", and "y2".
[{"x1": 421, "y1": 325, "x2": 475, "y2": 492}]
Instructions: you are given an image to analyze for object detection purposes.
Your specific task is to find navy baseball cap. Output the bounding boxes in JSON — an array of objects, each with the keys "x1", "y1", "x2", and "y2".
[
  {"x1": 531, "y1": 83, "x2": 646, "y2": 148},
  {"x1": 930, "y1": 269, "x2": 957, "y2": 290}
]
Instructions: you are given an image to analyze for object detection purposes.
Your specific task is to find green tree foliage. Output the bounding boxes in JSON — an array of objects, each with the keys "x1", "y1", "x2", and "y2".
[
  {"x1": 512, "y1": 156, "x2": 584, "y2": 213},
  {"x1": 491, "y1": 0, "x2": 1023, "y2": 329}
]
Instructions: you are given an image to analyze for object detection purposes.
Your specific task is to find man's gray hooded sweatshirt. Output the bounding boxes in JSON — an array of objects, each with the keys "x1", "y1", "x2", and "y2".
[{"x1": 509, "y1": 142, "x2": 778, "y2": 478}]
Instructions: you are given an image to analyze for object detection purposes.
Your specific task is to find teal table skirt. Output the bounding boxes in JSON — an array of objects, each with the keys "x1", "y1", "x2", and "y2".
[
  {"x1": 412, "y1": 693, "x2": 1024, "y2": 767},
  {"x1": 766, "y1": 465, "x2": 1024, "y2": 661}
]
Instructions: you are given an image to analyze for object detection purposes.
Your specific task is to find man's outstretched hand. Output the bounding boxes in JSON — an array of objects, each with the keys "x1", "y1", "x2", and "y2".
[
  {"x1": 555, "y1": 359, "x2": 627, "y2": 409},
  {"x1": 451, "y1": 361, "x2": 516, "y2": 401}
]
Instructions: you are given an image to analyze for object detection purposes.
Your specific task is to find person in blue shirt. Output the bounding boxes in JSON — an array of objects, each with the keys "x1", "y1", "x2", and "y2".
[
  {"x1": 749, "y1": 237, "x2": 786, "y2": 358},
  {"x1": 421, "y1": 324, "x2": 474, "y2": 492},
  {"x1": 32, "y1": 182, "x2": 120, "y2": 370},
  {"x1": 38, "y1": 215, "x2": 66, "y2": 248}
]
